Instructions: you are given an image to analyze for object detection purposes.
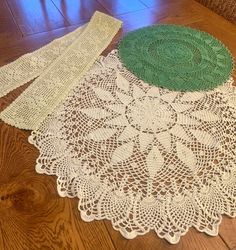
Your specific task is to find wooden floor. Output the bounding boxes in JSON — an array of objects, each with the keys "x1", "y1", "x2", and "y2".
[{"x1": 0, "y1": 0, "x2": 236, "y2": 249}]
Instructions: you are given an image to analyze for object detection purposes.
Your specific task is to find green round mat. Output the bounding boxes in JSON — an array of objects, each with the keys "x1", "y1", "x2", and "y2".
[{"x1": 118, "y1": 25, "x2": 234, "y2": 91}]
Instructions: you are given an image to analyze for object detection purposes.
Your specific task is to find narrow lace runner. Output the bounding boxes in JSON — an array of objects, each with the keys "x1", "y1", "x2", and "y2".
[
  {"x1": 0, "y1": 12, "x2": 122, "y2": 130},
  {"x1": 29, "y1": 50, "x2": 236, "y2": 244}
]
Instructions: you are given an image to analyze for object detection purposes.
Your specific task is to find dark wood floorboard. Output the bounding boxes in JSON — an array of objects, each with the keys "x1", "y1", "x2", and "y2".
[
  {"x1": 0, "y1": 0, "x2": 22, "y2": 44},
  {"x1": 0, "y1": 0, "x2": 236, "y2": 249},
  {"x1": 7, "y1": 0, "x2": 69, "y2": 35},
  {"x1": 139, "y1": 0, "x2": 180, "y2": 8},
  {"x1": 51, "y1": 0, "x2": 109, "y2": 25},
  {"x1": 97, "y1": 0, "x2": 147, "y2": 15}
]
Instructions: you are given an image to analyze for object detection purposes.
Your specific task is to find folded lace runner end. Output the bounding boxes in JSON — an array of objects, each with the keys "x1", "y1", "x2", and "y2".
[{"x1": 0, "y1": 11, "x2": 122, "y2": 130}]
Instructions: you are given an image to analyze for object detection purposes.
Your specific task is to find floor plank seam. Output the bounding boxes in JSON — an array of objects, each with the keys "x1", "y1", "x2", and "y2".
[
  {"x1": 219, "y1": 232, "x2": 232, "y2": 250},
  {"x1": 50, "y1": 0, "x2": 71, "y2": 27},
  {"x1": 97, "y1": 0, "x2": 148, "y2": 16},
  {"x1": 103, "y1": 221, "x2": 119, "y2": 250},
  {"x1": 5, "y1": 0, "x2": 23, "y2": 37}
]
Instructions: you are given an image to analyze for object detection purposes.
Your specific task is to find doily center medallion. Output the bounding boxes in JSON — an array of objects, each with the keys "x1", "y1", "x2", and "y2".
[
  {"x1": 126, "y1": 96, "x2": 176, "y2": 133},
  {"x1": 119, "y1": 25, "x2": 234, "y2": 91}
]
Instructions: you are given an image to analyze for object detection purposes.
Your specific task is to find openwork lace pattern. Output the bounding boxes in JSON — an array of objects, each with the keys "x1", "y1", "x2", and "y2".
[
  {"x1": 29, "y1": 51, "x2": 236, "y2": 244},
  {"x1": 119, "y1": 25, "x2": 234, "y2": 91},
  {"x1": 0, "y1": 25, "x2": 85, "y2": 99},
  {"x1": 0, "y1": 12, "x2": 122, "y2": 130}
]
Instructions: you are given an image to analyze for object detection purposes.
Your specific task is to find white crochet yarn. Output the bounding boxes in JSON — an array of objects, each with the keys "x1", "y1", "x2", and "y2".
[{"x1": 29, "y1": 50, "x2": 236, "y2": 244}]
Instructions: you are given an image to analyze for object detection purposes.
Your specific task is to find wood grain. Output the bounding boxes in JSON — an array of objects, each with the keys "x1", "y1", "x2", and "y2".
[
  {"x1": 0, "y1": 122, "x2": 115, "y2": 250},
  {"x1": 97, "y1": 0, "x2": 147, "y2": 15},
  {"x1": 51, "y1": 0, "x2": 109, "y2": 25},
  {"x1": 116, "y1": 1, "x2": 203, "y2": 33},
  {"x1": 219, "y1": 216, "x2": 236, "y2": 250},
  {"x1": 0, "y1": 0, "x2": 236, "y2": 249},
  {"x1": 6, "y1": 0, "x2": 69, "y2": 35},
  {"x1": 0, "y1": 0, "x2": 22, "y2": 46}
]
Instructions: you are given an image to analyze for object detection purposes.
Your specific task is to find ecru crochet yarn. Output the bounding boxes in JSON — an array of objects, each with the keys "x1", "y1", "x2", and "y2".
[{"x1": 0, "y1": 12, "x2": 122, "y2": 130}]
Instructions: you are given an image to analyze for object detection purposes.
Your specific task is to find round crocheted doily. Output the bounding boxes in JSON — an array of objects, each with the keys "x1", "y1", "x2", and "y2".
[
  {"x1": 29, "y1": 50, "x2": 236, "y2": 244},
  {"x1": 119, "y1": 25, "x2": 234, "y2": 91}
]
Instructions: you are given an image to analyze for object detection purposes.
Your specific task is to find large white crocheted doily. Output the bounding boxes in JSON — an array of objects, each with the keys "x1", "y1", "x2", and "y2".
[{"x1": 29, "y1": 50, "x2": 236, "y2": 244}]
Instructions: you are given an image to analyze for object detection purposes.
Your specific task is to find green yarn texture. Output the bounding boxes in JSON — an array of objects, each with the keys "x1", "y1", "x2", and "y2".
[{"x1": 118, "y1": 25, "x2": 234, "y2": 91}]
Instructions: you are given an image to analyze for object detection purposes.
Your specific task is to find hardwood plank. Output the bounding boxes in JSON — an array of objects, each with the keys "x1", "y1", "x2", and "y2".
[
  {"x1": 51, "y1": 0, "x2": 109, "y2": 25},
  {"x1": 7, "y1": 0, "x2": 69, "y2": 36},
  {"x1": 116, "y1": 2, "x2": 203, "y2": 33},
  {"x1": 116, "y1": 8, "x2": 162, "y2": 32},
  {"x1": 105, "y1": 222, "x2": 229, "y2": 250},
  {"x1": 152, "y1": 1, "x2": 203, "y2": 25},
  {"x1": 0, "y1": 122, "x2": 85, "y2": 249},
  {"x1": 0, "y1": 176, "x2": 86, "y2": 250},
  {"x1": 219, "y1": 216, "x2": 236, "y2": 250},
  {"x1": 97, "y1": 0, "x2": 147, "y2": 15},
  {"x1": 0, "y1": 0, "x2": 22, "y2": 44},
  {"x1": 139, "y1": 0, "x2": 179, "y2": 8},
  {"x1": 70, "y1": 204, "x2": 116, "y2": 250},
  {"x1": 0, "y1": 122, "x2": 115, "y2": 250}
]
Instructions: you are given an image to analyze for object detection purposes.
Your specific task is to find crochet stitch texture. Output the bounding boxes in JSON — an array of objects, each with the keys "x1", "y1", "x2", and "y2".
[
  {"x1": 119, "y1": 25, "x2": 234, "y2": 91},
  {"x1": 0, "y1": 12, "x2": 122, "y2": 130},
  {"x1": 29, "y1": 50, "x2": 236, "y2": 244}
]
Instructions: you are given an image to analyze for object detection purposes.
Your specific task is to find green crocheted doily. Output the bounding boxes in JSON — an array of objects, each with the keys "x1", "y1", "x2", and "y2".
[{"x1": 118, "y1": 25, "x2": 234, "y2": 91}]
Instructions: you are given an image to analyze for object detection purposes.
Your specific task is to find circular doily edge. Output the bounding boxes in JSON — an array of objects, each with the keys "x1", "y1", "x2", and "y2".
[{"x1": 118, "y1": 24, "x2": 235, "y2": 92}]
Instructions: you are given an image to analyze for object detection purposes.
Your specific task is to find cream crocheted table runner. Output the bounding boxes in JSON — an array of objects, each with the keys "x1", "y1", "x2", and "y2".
[
  {"x1": 29, "y1": 50, "x2": 236, "y2": 244},
  {"x1": 0, "y1": 12, "x2": 122, "y2": 130}
]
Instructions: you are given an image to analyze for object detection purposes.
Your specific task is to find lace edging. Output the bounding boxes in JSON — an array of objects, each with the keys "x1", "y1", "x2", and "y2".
[{"x1": 28, "y1": 131, "x2": 236, "y2": 244}]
